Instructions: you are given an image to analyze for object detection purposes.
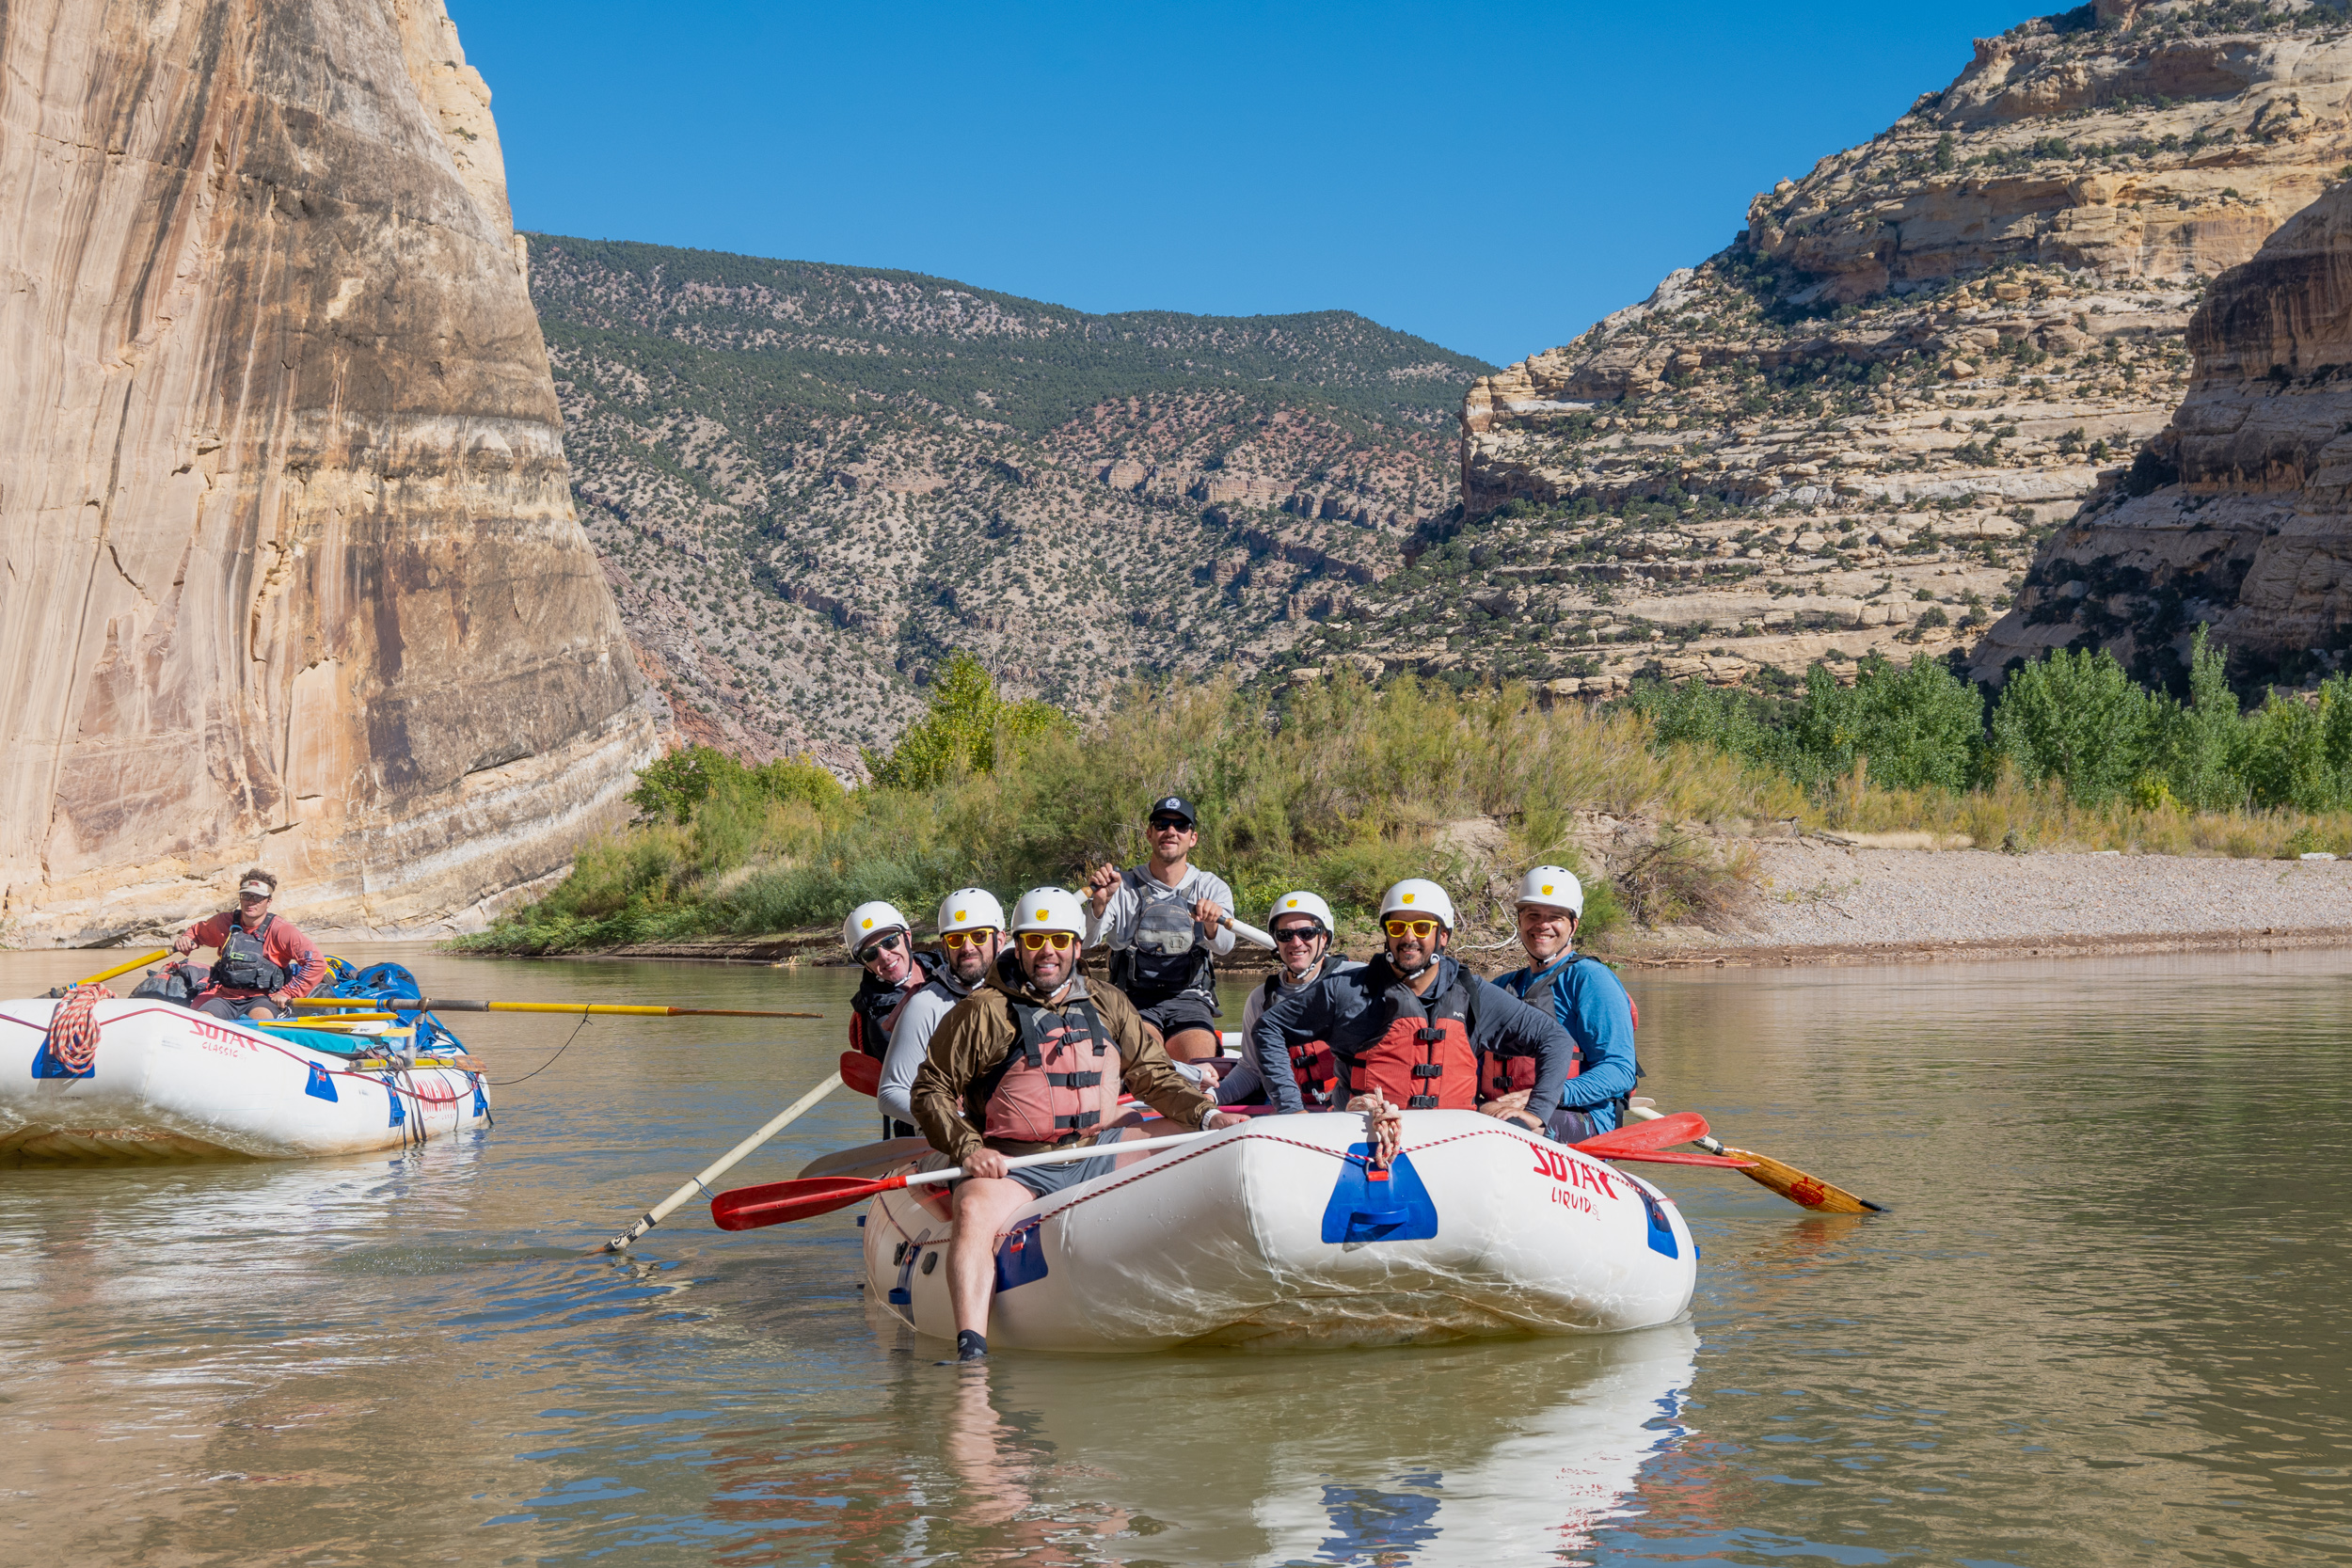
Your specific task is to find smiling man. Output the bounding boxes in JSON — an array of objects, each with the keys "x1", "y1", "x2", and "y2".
[
  {"x1": 911, "y1": 885, "x2": 1246, "y2": 1363},
  {"x1": 1083, "y1": 794, "x2": 1235, "y2": 1062},
  {"x1": 1248, "y1": 879, "x2": 1573, "y2": 1165},
  {"x1": 878, "y1": 888, "x2": 1009, "y2": 1134},
  {"x1": 842, "y1": 899, "x2": 944, "y2": 1139},
  {"x1": 1493, "y1": 865, "x2": 1639, "y2": 1141}
]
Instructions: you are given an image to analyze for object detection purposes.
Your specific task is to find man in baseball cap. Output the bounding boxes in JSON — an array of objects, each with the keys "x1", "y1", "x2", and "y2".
[{"x1": 1082, "y1": 795, "x2": 1237, "y2": 1062}]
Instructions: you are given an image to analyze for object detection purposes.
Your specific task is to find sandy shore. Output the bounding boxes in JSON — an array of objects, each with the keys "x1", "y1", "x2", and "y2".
[{"x1": 1618, "y1": 843, "x2": 2352, "y2": 967}]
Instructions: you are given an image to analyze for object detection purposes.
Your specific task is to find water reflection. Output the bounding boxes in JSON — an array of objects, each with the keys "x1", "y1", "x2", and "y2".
[{"x1": 5, "y1": 943, "x2": 2351, "y2": 1564}]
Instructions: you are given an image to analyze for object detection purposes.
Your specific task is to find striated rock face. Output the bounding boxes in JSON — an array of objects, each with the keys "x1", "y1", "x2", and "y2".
[
  {"x1": 0, "y1": 0, "x2": 657, "y2": 944},
  {"x1": 1973, "y1": 177, "x2": 2352, "y2": 686},
  {"x1": 1356, "y1": 2, "x2": 2352, "y2": 702}
]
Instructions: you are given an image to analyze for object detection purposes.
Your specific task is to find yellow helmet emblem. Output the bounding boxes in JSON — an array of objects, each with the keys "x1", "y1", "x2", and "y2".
[
  {"x1": 861, "y1": 916, "x2": 874, "y2": 929},
  {"x1": 1541, "y1": 883, "x2": 1554, "y2": 895},
  {"x1": 1285, "y1": 897, "x2": 1299, "y2": 908},
  {"x1": 1402, "y1": 892, "x2": 1416, "y2": 904},
  {"x1": 954, "y1": 909, "x2": 967, "y2": 923}
]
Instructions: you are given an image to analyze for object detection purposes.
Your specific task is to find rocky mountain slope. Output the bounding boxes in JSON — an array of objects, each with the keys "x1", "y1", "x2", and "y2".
[
  {"x1": 0, "y1": 0, "x2": 655, "y2": 943},
  {"x1": 1972, "y1": 170, "x2": 2352, "y2": 686},
  {"x1": 527, "y1": 237, "x2": 1487, "y2": 761},
  {"x1": 1282, "y1": 0, "x2": 2352, "y2": 701}
]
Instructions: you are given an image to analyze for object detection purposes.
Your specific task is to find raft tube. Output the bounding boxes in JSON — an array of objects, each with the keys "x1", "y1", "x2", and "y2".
[
  {"x1": 0, "y1": 998, "x2": 491, "y2": 1161},
  {"x1": 862, "y1": 1109, "x2": 1696, "y2": 1351}
]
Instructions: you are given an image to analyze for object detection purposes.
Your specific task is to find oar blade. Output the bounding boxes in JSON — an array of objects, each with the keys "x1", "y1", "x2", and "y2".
[
  {"x1": 1720, "y1": 1147, "x2": 1884, "y2": 1212},
  {"x1": 837, "y1": 1050, "x2": 882, "y2": 1098},
  {"x1": 798, "y1": 1135, "x2": 930, "y2": 1182},
  {"x1": 1574, "y1": 1111, "x2": 1710, "y2": 1157},
  {"x1": 711, "y1": 1175, "x2": 890, "y2": 1230},
  {"x1": 1602, "y1": 1148, "x2": 1757, "y2": 1168}
]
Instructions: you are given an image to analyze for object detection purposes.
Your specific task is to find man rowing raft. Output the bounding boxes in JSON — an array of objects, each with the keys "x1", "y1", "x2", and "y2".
[
  {"x1": 167, "y1": 869, "x2": 325, "y2": 1021},
  {"x1": 911, "y1": 885, "x2": 1246, "y2": 1363},
  {"x1": 1084, "y1": 794, "x2": 1235, "y2": 1063}
]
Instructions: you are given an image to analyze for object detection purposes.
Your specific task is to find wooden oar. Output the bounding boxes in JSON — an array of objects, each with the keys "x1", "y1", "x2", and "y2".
[
  {"x1": 712, "y1": 1127, "x2": 1217, "y2": 1230},
  {"x1": 1626, "y1": 1105, "x2": 1883, "y2": 1212},
  {"x1": 602, "y1": 1072, "x2": 848, "y2": 1252},
  {"x1": 290, "y1": 998, "x2": 821, "y2": 1019}
]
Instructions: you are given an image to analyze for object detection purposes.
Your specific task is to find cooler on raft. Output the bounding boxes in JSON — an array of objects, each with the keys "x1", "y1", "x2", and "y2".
[{"x1": 859, "y1": 1110, "x2": 1697, "y2": 1352}]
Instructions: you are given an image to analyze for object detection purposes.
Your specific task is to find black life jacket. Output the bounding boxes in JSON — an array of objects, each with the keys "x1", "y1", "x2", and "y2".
[
  {"x1": 1105, "y1": 868, "x2": 1216, "y2": 1006},
  {"x1": 215, "y1": 914, "x2": 290, "y2": 993},
  {"x1": 849, "y1": 949, "x2": 944, "y2": 1060}
]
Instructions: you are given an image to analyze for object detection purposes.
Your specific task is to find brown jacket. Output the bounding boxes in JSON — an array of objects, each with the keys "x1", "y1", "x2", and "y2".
[{"x1": 911, "y1": 954, "x2": 1216, "y2": 1163}]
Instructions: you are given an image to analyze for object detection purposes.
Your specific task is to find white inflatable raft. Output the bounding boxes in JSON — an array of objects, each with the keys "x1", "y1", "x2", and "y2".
[
  {"x1": 861, "y1": 1109, "x2": 1696, "y2": 1351},
  {"x1": 0, "y1": 997, "x2": 491, "y2": 1161}
]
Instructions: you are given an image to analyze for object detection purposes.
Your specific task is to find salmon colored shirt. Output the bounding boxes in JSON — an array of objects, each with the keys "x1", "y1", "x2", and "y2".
[{"x1": 187, "y1": 911, "x2": 326, "y2": 999}]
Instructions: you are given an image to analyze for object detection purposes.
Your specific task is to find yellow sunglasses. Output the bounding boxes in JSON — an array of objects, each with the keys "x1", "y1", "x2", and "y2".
[
  {"x1": 1018, "y1": 931, "x2": 1077, "y2": 952},
  {"x1": 1383, "y1": 918, "x2": 1440, "y2": 940},
  {"x1": 941, "y1": 928, "x2": 997, "y2": 949}
]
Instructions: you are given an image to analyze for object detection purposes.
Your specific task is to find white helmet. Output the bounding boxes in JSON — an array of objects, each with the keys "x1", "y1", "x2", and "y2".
[
  {"x1": 840, "y1": 900, "x2": 910, "y2": 956},
  {"x1": 1267, "y1": 890, "x2": 1335, "y2": 933},
  {"x1": 936, "y1": 887, "x2": 1007, "y2": 935},
  {"x1": 1514, "y1": 865, "x2": 1584, "y2": 918},
  {"x1": 1011, "y1": 886, "x2": 1087, "y2": 935},
  {"x1": 1379, "y1": 879, "x2": 1456, "y2": 930}
]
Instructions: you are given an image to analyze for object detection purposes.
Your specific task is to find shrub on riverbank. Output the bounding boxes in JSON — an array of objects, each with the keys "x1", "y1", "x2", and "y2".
[{"x1": 457, "y1": 668, "x2": 1797, "y2": 955}]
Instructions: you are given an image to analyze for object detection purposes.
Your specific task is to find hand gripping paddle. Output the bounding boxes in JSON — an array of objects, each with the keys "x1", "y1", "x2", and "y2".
[{"x1": 710, "y1": 1126, "x2": 1219, "y2": 1230}]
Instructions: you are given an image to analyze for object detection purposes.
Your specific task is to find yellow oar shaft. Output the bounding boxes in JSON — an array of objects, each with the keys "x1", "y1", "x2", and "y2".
[{"x1": 78, "y1": 948, "x2": 170, "y2": 988}]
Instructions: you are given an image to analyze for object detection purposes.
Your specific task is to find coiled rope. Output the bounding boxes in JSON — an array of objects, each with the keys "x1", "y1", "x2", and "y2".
[{"x1": 44, "y1": 983, "x2": 112, "y2": 1073}]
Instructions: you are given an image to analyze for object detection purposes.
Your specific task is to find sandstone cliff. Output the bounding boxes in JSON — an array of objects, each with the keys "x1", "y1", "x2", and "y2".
[
  {"x1": 1281, "y1": 2, "x2": 2352, "y2": 702},
  {"x1": 1972, "y1": 173, "x2": 2352, "y2": 686},
  {"x1": 0, "y1": 0, "x2": 658, "y2": 944}
]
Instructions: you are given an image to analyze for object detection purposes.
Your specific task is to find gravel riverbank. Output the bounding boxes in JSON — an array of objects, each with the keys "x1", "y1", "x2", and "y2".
[{"x1": 1621, "y1": 844, "x2": 2352, "y2": 967}]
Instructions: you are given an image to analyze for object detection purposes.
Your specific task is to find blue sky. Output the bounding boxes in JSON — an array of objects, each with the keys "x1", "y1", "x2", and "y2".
[{"x1": 457, "y1": 1, "x2": 2042, "y2": 366}]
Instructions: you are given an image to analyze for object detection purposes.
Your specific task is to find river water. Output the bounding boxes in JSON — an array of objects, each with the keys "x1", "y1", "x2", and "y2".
[{"x1": 3, "y1": 943, "x2": 2347, "y2": 1566}]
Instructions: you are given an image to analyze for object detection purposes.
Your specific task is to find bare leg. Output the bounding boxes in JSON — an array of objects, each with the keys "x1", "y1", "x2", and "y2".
[
  {"x1": 946, "y1": 1176, "x2": 1037, "y2": 1338},
  {"x1": 1162, "y1": 1024, "x2": 1220, "y2": 1063}
]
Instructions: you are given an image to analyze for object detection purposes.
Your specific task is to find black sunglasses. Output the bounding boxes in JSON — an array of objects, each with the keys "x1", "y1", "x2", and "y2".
[
  {"x1": 856, "y1": 930, "x2": 906, "y2": 963},
  {"x1": 1271, "y1": 925, "x2": 1326, "y2": 944},
  {"x1": 1148, "y1": 816, "x2": 1193, "y2": 832}
]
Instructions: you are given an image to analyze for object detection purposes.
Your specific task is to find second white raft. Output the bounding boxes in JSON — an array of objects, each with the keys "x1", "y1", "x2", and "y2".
[
  {"x1": 0, "y1": 998, "x2": 491, "y2": 1161},
  {"x1": 862, "y1": 1109, "x2": 1696, "y2": 1351}
]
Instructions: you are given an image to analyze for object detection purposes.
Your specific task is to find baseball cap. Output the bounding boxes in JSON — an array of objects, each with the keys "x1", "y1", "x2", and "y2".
[{"x1": 1147, "y1": 795, "x2": 1197, "y2": 827}]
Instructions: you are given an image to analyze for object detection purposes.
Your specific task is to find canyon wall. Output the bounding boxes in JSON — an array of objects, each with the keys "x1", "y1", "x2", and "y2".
[
  {"x1": 0, "y1": 0, "x2": 657, "y2": 945},
  {"x1": 1972, "y1": 176, "x2": 2352, "y2": 686}
]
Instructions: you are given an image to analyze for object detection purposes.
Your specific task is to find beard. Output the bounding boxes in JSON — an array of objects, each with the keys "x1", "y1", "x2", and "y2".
[{"x1": 1391, "y1": 945, "x2": 1437, "y2": 979}]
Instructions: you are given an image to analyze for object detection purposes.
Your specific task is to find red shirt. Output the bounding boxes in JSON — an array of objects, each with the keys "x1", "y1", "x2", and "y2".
[{"x1": 188, "y1": 911, "x2": 326, "y2": 999}]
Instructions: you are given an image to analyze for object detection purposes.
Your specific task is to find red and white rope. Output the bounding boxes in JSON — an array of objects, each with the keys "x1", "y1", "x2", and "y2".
[{"x1": 43, "y1": 984, "x2": 112, "y2": 1073}]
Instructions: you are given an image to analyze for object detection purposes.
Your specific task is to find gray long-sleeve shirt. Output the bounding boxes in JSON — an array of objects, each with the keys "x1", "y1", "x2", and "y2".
[
  {"x1": 1247, "y1": 955, "x2": 1573, "y2": 1118},
  {"x1": 877, "y1": 970, "x2": 981, "y2": 1129}
]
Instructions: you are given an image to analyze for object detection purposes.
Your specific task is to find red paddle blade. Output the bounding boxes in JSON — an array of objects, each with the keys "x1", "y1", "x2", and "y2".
[
  {"x1": 711, "y1": 1173, "x2": 899, "y2": 1230},
  {"x1": 1574, "y1": 1111, "x2": 1710, "y2": 1156},
  {"x1": 1600, "y1": 1148, "x2": 1757, "y2": 1167},
  {"x1": 838, "y1": 1051, "x2": 882, "y2": 1098}
]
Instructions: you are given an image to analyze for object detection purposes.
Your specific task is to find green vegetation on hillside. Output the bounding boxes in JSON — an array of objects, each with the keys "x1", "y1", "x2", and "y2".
[{"x1": 529, "y1": 234, "x2": 1491, "y2": 439}]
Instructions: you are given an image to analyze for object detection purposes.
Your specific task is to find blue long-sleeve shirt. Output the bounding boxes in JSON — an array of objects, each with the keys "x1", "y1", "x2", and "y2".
[{"x1": 1493, "y1": 951, "x2": 1638, "y2": 1132}]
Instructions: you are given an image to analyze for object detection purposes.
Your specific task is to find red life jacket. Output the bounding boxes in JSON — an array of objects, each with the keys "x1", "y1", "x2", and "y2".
[
  {"x1": 980, "y1": 996, "x2": 1122, "y2": 1146},
  {"x1": 1344, "y1": 978, "x2": 1479, "y2": 1111},
  {"x1": 1261, "y1": 971, "x2": 1338, "y2": 1107}
]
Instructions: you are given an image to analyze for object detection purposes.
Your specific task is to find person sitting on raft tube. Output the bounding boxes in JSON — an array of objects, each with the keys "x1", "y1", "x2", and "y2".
[
  {"x1": 877, "y1": 889, "x2": 1008, "y2": 1135},
  {"x1": 1083, "y1": 795, "x2": 1234, "y2": 1064},
  {"x1": 1216, "y1": 890, "x2": 1359, "y2": 1107},
  {"x1": 843, "y1": 900, "x2": 944, "y2": 1141},
  {"x1": 1248, "y1": 879, "x2": 1574, "y2": 1164},
  {"x1": 1494, "y1": 866, "x2": 1640, "y2": 1141},
  {"x1": 911, "y1": 886, "x2": 1248, "y2": 1363},
  {"x1": 168, "y1": 869, "x2": 326, "y2": 1021}
]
